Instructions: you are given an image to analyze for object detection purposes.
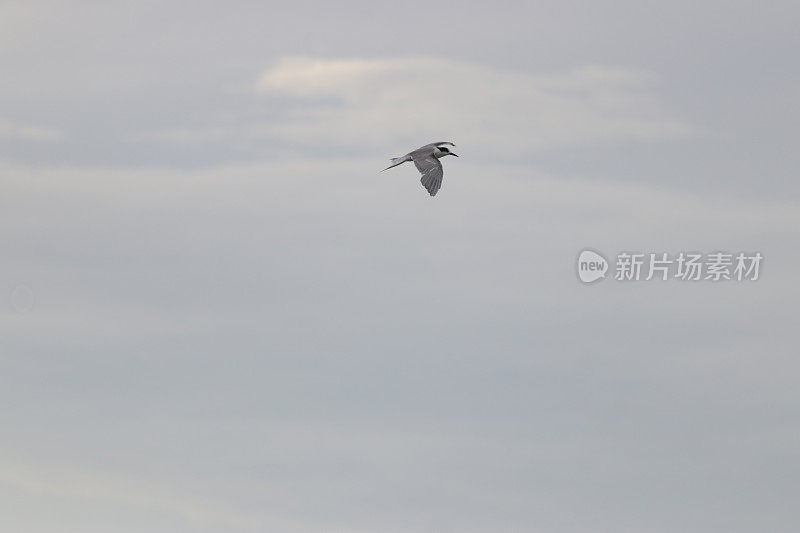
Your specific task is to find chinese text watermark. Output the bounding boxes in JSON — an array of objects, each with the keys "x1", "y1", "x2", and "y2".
[{"x1": 577, "y1": 250, "x2": 762, "y2": 284}]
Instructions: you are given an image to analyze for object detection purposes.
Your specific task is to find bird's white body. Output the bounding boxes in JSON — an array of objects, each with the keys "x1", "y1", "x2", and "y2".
[{"x1": 383, "y1": 141, "x2": 458, "y2": 197}]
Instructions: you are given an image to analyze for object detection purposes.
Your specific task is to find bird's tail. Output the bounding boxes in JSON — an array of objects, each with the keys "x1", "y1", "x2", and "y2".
[{"x1": 382, "y1": 155, "x2": 412, "y2": 171}]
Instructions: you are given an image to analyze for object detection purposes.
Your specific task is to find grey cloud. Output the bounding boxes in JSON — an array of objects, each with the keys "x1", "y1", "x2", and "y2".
[
  {"x1": 2, "y1": 1, "x2": 800, "y2": 532},
  {"x1": 255, "y1": 57, "x2": 693, "y2": 155},
  {"x1": 2, "y1": 155, "x2": 799, "y2": 531}
]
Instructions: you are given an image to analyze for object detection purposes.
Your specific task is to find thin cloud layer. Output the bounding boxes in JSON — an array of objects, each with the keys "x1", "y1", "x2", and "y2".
[
  {"x1": 257, "y1": 57, "x2": 693, "y2": 152},
  {"x1": 2, "y1": 156, "x2": 798, "y2": 532},
  {"x1": 0, "y1": 118, "x2": 61, "y2": 142},
  {"x1": 2, "y1": 2, "x2": 800, "y2": 532}
]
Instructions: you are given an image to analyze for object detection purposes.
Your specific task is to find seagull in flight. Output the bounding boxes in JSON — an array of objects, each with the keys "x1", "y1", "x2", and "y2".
[{"x1": 382, "y1": 141, "x2": 458, "y2": 196}]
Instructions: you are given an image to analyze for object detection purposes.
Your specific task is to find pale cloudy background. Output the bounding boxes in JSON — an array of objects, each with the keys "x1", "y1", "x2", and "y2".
[{"x1": 1, "y1": 1, "x2": 799, "y2": 532}]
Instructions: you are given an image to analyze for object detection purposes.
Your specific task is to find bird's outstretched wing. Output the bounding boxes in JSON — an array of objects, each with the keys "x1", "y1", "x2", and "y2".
[{"x1": 414, "y1": 156, "x2": 444, "y2": 196}]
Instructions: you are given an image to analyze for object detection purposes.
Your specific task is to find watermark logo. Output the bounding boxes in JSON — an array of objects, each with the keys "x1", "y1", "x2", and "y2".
[
  {"x1": 577, "y1": 249, "x2": 609, "y2": 283},
  {"x1": 577, "y1": 250, "x2": 762, "y2": 283}
]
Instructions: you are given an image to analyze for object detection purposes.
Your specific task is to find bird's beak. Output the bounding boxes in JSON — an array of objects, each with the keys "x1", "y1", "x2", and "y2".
[{"x1": 451, "y1": 153, "x2": 459, "y2": 157}]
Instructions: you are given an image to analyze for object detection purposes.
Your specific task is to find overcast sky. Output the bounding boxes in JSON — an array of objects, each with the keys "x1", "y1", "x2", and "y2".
[{"x1": 1, "y1": 1, "x2": 799, "y2": 532}]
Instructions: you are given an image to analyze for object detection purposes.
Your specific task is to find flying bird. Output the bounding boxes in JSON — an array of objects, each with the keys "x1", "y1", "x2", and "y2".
[{"x1": 382, "y1": 142, "x2": 458, "y2": 196}]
